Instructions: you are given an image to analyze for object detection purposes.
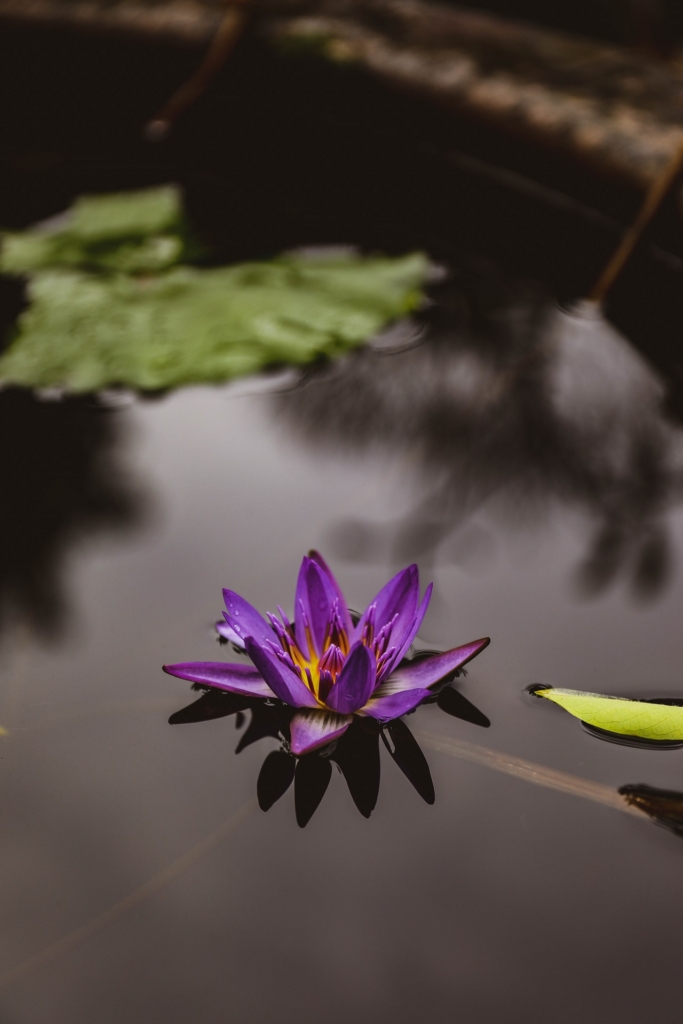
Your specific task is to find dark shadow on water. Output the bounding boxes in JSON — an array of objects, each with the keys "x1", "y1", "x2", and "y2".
[
  {"x1": 169, "y1": 670, "x2": 490, "y2": 827},
  {"x1": 0, "y1": 388, "x2": 146, "y2": 639},
  {"x1": 273, "y1": 266, "x2": 683, "y2": 602}
]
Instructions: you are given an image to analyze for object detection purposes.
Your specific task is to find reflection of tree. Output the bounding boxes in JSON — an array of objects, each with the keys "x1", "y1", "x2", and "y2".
[
  {"x1": 169, "y1": 671, "x2": 489, "y2": 827},
  {"x1": 0, "y1": 388, "x2": 145, "y2": 637},
  {"x1": 273, "y1": 268, "x2": 683, "y2": 600}
]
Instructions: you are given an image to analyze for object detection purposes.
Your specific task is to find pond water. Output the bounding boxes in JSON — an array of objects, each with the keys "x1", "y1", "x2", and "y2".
[{"x1": 3, "y1": 21, "x2": 683, "y2": 1024}]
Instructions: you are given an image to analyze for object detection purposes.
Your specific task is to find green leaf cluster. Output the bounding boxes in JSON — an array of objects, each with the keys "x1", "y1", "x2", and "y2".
[
  {"x1": 0, "y1": 185, "x2": 191, "y2": 275},
  {"x1": 0, "y1": 186, "x2": 429, "y2": 392}
]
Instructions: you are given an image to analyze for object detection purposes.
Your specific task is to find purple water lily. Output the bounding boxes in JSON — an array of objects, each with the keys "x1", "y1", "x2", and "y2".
[{"x1": 164, "y1": 552, "x2": 489, "y2": 756}]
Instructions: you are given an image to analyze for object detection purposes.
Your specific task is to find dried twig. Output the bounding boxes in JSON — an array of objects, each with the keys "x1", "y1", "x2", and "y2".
[
  {"x1": 144, "y1": 0, "x2": 252, "y2": 139},
  {"x1": 418, "y1": 730, "x2": 642, "y2": 817},
  {"x1": 590, "y1": 134, "x2": 683, "y2": 300}
]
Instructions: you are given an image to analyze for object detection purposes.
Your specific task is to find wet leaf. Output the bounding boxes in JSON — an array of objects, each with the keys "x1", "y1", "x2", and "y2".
[
  {"x1": 437, "y1": 685, "x2": 490, "y2": 727},
  {"x1": 535, "y1": 687, "x2": 683, "y2": 742},
  {"x1": 257, "y1": 750, "x2": 296, "y2": 811},
  {"x1": 295, "y1": 755, "x2": 332, "y2": 827},
  {"x1": 0, "y1": 255, "x2": 428, "y2": 392},
  {"x1": 382, "y1": 718, "x2": 435, "y2": 804},
  {"x1": 168, "y1": 688, "x2": 251, "y2": 724}
]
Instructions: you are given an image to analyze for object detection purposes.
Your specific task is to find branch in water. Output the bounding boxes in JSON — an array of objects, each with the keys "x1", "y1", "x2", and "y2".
[{"x1": 417, "y1": 729, "x2": 643, "y2": 817}]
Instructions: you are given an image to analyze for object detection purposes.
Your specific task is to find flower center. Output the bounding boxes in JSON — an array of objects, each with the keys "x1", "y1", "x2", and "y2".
[{"x1": 266, "y1": 600, "x2": 399, "y2": 706}]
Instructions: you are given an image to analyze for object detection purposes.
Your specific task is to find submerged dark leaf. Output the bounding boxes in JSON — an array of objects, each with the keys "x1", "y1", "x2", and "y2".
[
  {"x1": 383, "y1": 718, "x2": 435, "y2": 804},
  {"x1": 437, "y1": 685, "x2": 490, "y2": 727},
  {"x1": 236, "y1": 703, "x2": 288, "y2": 753},
  {"x1": 257, "y1": 751, "x2": 296, "y2": 811},
  {"x1": 295, "y1": 755, "x2": 332, "y2": 827},
  {"x1": 169, "y1": 687, "x2": 251, "y2": 724},
  {"x1": 331, "y1": 720, "x2": 381, "y2": 818},
  {"x1": 620, "y1": 784, "x2": 683, "y2": 838}
]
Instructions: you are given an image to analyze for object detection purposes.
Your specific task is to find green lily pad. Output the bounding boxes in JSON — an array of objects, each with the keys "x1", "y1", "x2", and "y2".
[
  {"x1": 535, "y1": 687, "x2": 683, "y2": 741},
  {"x1": 0, "y1": 185, "x2": 191, "y2": 275},
  {"x1": 0, "y1": 253, "x2": 429, "y2": 392},
  {"x1": 0, "y1": 184, "x2": 430, "y2": 392}
]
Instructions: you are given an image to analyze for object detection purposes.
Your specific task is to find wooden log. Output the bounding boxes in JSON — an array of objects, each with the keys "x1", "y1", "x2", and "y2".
[
  {"x1": 0, "y1": 0, "x2": 225, "y2": 45},
  {"x1": 2, "y1": 0, "x2": 683, "y2": 187},
  {"x1": 267, "y1": 0, "x2": 683, "y2": 187}
]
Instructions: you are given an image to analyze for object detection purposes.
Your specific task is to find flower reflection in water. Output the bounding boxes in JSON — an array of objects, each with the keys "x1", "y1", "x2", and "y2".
[
  {"x1": 165, "y1": 552, "x2": 490, "y2": 825},
  {"x1": 169, "y1": 675, "x2": 489, "y2": 827}
]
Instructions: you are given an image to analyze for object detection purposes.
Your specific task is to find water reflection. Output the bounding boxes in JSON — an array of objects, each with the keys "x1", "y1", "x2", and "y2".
[
  {"x1": 274, "y1": 269, "x2": 683, "y2": 599},
  {"x1": 169, "y1": 671, "x2": 490, "y2": 827},
  {"x1": 0, "y1": 388, "x2": 145, "y2": 638}
]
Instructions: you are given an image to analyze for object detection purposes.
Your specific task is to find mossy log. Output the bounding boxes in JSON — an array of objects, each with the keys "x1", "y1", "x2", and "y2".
[{"x1": 2, "y1": 0, "x2": 683, "y2": 187}]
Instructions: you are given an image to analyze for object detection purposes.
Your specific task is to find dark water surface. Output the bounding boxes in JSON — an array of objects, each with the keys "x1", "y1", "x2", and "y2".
[
  {"x1": 2, "y1": 329, "x2": 683, "y2": 1022},
  {"x1": 3, "y1": 22, "x2": 683, "y2": 1024}
]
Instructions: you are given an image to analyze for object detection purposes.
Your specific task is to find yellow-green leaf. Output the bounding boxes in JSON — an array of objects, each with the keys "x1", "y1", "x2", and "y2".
[{"x1": 536, "y1": 688, "x2": 683, "y2": 741}]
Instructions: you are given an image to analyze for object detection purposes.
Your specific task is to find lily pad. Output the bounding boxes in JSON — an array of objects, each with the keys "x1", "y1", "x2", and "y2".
[
  {"x1": 535, "y1": 687, "x2": 683, "y2": 742},
  {"x1": 0, "y1": 253, "x2": 428, "y2": 392},
  {"x1": 0, "y1": 185, "x2": 191, "y2": 275}
]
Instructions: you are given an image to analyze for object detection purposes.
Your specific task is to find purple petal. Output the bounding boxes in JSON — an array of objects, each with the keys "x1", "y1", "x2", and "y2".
[
  {"x1": 380, "y1": 582, "x2": 434, "y2": 679},
  {"x1": 162, "y1": 661, "x2": 274, "y2": 698},
  {"x1": 326, "y1": 642, "x2": 377, "y2": 714},
  {"x1": 308, "y1": 550, "x2": 352, "y2": 636},
  {"x1": 355, "y1": 565, "x2": 419, "y2": 643},
  {"x1": 293, "y1": 556, "x2": 313, "y2": 658},
  {"x1": 222, "y1": 589, "x2": 274, "y2": 648},
  {"x1": 290, "y1": 709, "x2": 352, "y2": 755},
  {"x1": 216, "y1": 620, "x2": 243, "y2": 647},
  {"x1": 244, "y1": 638, "x2": 319, "y2": 709},
  {"x1": 294, "y1": 557, "x2": 338, "y2": 657},
  {"x1": 360, "y1": 686, "x2": 431, "y2": 721},
  {"x1": 390, "y1": 638, "x2": 491, "y2": 690}
]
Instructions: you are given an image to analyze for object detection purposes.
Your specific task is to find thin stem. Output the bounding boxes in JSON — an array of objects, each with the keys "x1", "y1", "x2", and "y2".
[
  {"x1": 589, "y1": 135, "x2": 683, "y2": 303},
  {"x1": 417, "y1": 730, "x2": 642, "y2": 817},
  {"x1": 144, "y1": 0, "x2": 251, "y2": 141}
]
